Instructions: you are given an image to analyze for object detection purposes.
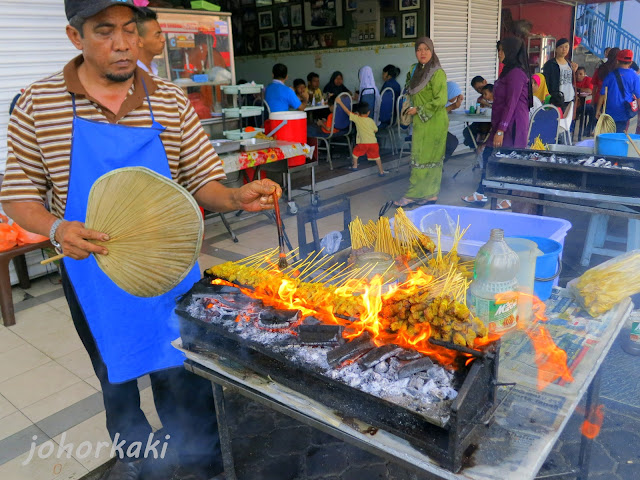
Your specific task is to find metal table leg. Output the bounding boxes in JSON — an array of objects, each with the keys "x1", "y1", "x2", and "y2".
[
  {"x1": 212, "y1": 383, "x2": 237, "y2": 480},
  {"x1": 577, "y1": 367, "x2": 602, "y2": 480},
  {"x1": 218, "y1": 213, "x2": 239, "y2": 243}
]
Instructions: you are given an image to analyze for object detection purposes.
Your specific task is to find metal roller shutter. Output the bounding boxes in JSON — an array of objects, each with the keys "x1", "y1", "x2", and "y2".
[
  {"x1": 431, "y1": 0, "x2": 501, "y2": 147},
  {"x1": 0, "y1": 1, "x2": 75, "y2": 283}
]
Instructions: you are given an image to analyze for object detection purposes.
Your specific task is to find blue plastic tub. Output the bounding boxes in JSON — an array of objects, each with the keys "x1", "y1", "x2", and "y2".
[
  {"x1": 511, "y1": 236, "x2": 563, "y2": 301},
  {"x1": 596, "y1": 133, "x2": 640, "y2": 157},
  {"x1": 405, "y1": 205, "x2": 572, "y2": 258}
]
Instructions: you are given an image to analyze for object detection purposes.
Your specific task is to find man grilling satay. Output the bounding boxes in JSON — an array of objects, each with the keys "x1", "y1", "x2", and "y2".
[{"x1": 1, "y1": 1, "x2": 281, "y2": 479}]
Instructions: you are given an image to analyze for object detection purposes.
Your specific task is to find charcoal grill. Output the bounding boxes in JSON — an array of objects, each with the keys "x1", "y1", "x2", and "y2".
[
  {"x1": 176, "y1": 278, "x2": 500, "y2": 472},
  {"x1": 486, "y1": 148, "x2": 640, "y2": 197}
]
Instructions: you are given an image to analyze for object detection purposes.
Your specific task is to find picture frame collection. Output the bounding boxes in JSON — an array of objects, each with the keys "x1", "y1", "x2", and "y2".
[{"x1": 232, "y1": 0, "x2": 422, "y2": 55}]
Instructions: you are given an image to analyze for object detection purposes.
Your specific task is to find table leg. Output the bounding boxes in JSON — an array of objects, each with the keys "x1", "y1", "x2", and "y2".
[
  {"x1": 13, "y1": 254, "x2": 31, "y2": 289},
  {"x1": 218, "y1": 213, "x2": 239, "y2": 243},
  {"x1": 577, "y1": 368, "x2": 602, "y2": 480},
  {"x1": 212, "y1": 383, "x2": 237, "y2": 480},
  {"x1": 0, "y1": 257, "x2": 16, "y2": 327},
  {"x1": 490, "y1": 197, "x2": 498, "y2": 210}
]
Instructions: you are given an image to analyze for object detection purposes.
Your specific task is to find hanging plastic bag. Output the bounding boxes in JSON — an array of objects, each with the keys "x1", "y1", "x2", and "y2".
[
  {"x1": 14, "y1": 223, "x2": 48, "y2": 246},
  {"x1": 568, "y1": 250, "x2": 640, "y2": 316},
  {"x1": 0, "y1": 215, "x2": 18, "y2": 251}
]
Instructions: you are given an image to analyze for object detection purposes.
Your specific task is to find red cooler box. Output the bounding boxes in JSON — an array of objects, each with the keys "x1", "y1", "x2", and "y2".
[{"x1": 265, "y1": 111, "x2": 307, "y2": 167}]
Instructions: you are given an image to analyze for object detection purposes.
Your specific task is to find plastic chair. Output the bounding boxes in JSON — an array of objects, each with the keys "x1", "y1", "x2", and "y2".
[
  {"x1": 359, "y1": 87, "x2": 377, "y2": 122},
  {"x1": 580, "y1": 204, "x2": 640, "y2": 267},
  {"x1": 395, "y1": 94, "x2": 412, "y2": 171},
  {"x1": 308, "y1": 92, "x2": 353, "y2": 170},
  {"x1": 377, "y1": 87, "x2": 397, "y2": 154},
  {"x1": 558, "y1": 101, "x2": 574, "y2": 145},
  {"x1": 296, "y1": 198, "x2": 352, "y2": 259},
  {"x1": 528, "y1": 105, "x2": 561, "y2": 146}
]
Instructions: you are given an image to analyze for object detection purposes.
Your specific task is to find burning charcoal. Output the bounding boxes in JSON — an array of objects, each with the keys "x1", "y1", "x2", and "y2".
[
  {"x1": 373, "y1": 361, "x2": 389, "y2": 374},
  {"x1": 258, "y1": 308, "x2": 300, "y2": 326},
  {"x1": 359, "y1": 345, "x2": 404, "y2": 369},
  {"x1": 298, "y1": 324, "x2": 343, "y2": 345},
  {"x1": 302, "y1": 316, "x2": 321, "y2": 326},
  {"x1": 398, "y1": 357, "x2": 435, "y2": 379},
  {"x1": 396, "y1": 349, "x2": 422, "y2": 361},
  {"x1": 326, "y1": 331, "x2": 374, "y2": 368}
]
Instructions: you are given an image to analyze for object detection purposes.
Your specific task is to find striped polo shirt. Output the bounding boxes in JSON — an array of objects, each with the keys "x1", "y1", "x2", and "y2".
[{"x1": 0, "y1": 55, "x2": 225, "y2": 218}]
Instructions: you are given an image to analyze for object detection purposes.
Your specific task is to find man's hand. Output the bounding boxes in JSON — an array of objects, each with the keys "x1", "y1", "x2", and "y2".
[
  {"x1": 56, "y1": 221, "x2": 109, "y2": 260},
  {"x1": 453, "y1": 94, "x2": 464, "y2": 110},
  {"x1": 233, "y1": 179, "x2": 282, "y2": 212}
]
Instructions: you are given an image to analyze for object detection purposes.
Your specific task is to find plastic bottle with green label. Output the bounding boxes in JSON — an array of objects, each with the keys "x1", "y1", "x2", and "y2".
[{"x1": 468, "y1": 229, "x2": 520, "y2": 334}]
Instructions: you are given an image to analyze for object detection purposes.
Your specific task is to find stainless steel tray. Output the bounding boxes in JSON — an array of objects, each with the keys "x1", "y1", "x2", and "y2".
[
  {"x1": 211, "y1": 140, "x2": 241, "y2": 154},
  {"x1": 240, "y1": 138, "x2": 276, "y2": 152}
]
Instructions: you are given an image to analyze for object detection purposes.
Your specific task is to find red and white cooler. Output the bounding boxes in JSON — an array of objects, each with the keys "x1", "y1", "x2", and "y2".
[{"x1": 265, "y1": 111, "x2": 307, "y2": 167}]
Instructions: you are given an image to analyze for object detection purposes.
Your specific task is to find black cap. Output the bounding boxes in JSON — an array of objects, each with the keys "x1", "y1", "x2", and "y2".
[{"x1": 65, "y1": 0, "x2": 141, "y2": 22}]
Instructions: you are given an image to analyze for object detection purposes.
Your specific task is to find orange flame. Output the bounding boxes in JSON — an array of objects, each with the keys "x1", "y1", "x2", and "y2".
[
  {"x1": 525, "y1": 326, "x2": 574, "y2": 390},
  {"x1": 580, "y1": 404, "x2": 604, "y2": 439}
]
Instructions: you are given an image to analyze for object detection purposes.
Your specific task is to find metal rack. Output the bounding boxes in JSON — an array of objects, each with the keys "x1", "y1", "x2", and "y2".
[
  {"x1": 220, "y1": 84, "x2": 266, "y2": 140},
  {"x1": 527, "y1": 35, "x2": 556, "y2": 73}
]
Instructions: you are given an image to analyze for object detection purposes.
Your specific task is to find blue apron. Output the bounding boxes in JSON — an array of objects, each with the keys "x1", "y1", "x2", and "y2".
[{"x1": 63, "y1": 84, "x2": 200, "y2": 383}]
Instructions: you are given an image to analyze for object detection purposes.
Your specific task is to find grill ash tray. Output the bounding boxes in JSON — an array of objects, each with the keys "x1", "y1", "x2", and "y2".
[
  {"x1": 487, "y1": 148, "x2": 640, "y2": 197},
  {"x1": 176, "y1": 278, "x2": 500, "y2": 472}
]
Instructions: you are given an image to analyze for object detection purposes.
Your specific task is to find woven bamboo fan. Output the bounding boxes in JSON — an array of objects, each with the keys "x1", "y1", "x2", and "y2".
[
  {"x1": 594, "y1": 87, "x2": 616, "y2": 136},
  {"x1": 43, "y1": 167, "x2": 203, "y2": 297}
]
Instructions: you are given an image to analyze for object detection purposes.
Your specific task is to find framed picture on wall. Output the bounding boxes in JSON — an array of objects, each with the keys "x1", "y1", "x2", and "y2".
[
  {"x1": 399, "y1": 0, "x2": 420, "y2": 10},
  {"x1": 243, "y1": 9, "x2": 257, "y2": 22},
  {"x1": 274, "y1": 0, "x2": 289, "y2": 3},
  {"x1": 259, "y1": 11, "x2": 273, "y2": 30},
  {"x1": 346, "y1": 0, "x2": 357, "y2": 11},
  {"x1": 277, "y1": 6, "x2": 289, "y2": 28},
  {"x1": 256, "y1": 0, "x2": 273, "y2": 7},
  {"x1": 304, "y1": 0, "x2": 343, "y2": 31},
  {"x1": 245, "y1": 25, "x2": 259, "y2": 54},
  {"x1": 292, "y1": 30, "x2": 304, "y2": 49},
  {"x1": 260, "y1": 32, "x2": 277, "y2": 51},
  {"x1": 291, "y1": 4, "x2": 303, "y2": 27},
  {"x1": 278, "y1": 30, "x2": 292, "y2": 51},
  {"x1": 384, "y1": 16, "x2": 397, "y2": 37},
  {"x1": 401, "y1": 12, "x2": 417, "y2": 38}
]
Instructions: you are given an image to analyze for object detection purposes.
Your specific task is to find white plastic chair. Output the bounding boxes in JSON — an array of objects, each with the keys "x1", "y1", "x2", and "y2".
[{"x1": 558, "y1": 101, "x2": 574, "y2": 145}]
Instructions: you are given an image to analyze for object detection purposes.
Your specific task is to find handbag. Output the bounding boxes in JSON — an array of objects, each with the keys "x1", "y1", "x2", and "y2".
[
  {"x1": 400, "y1": 95, "x2": 413, "y2": 126},
  {"x1": 613, "y1": 70, "x2": 639, "y2": 120}
]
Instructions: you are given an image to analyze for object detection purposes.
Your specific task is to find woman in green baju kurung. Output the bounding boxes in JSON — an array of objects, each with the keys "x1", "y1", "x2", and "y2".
[{"x1": 394, "y1": 37, "x2": 449, "y2": 207}]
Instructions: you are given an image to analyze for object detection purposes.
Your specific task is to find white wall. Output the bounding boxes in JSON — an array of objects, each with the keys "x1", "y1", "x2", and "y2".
[{"x1": 235, "y1": 43, "x2": 417, "y2": 92}]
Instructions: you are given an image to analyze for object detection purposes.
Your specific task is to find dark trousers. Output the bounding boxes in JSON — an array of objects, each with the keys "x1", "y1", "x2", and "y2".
[
  {"x1": 476, "y1": 147, "x2": 493, "y2": 194},
  {"x1": 60, "y1": 266, "x2": 221, "y2": 472},
  {"x1": 574, "y1": 104, "x2": 596, "y2": 135},
  {"x1": 615, "y1": 120, "x2": 630, "y2": 133}
]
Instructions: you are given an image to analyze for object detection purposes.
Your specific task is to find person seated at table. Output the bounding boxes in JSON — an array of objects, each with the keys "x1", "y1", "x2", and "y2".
[
  {"x1": 335, "y1": 98, "x2": 388, "y2": 176},
  {"x1": 481, "y1": 84, "x2": 494, "y2": 106},
  {"x1": 445, "y1": 82, "x2": 464, "y2": 158},
  {"x1": 265, "y1": 63, "x2": 308, "y2": 112},
  {"x1": 316, "y1": 96, "x2": 339, "y2": 135},
  {"x1": 382, "y1": 64, "x2": 402, "y2": 100},
  {"x1": 463, "y1": 76, "x2": 492, "y2": 150},
  {"x1": 323, "y1": 71, "x2": 352, "y2": 98},
  {"x1": 574, "y1": 66, "x2": 595, "y2": 135},
  {"x1": 293, "y1": 78, "x2": 308, "y2": 103},
  {"x1": 471, "y1": 75, "x2": 491, "y2": 107},
  {"x1": 531, "y1": 73, "x2": 551, "y2": 110},
  {"x1": 307, "y1": 72, "x2": 323, "y2": 104}
]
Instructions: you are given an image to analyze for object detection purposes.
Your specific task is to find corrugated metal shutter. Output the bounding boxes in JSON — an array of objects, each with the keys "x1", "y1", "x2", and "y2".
[
  {"x1": 0, "y1": 1, "x2": 74, "y2": 283},
  {"x1": 431, "y1": 0, "x2": 501, "y2": 146},
  {"x1": 0, "y1": 1, "x2": 77, "y2": 172}
]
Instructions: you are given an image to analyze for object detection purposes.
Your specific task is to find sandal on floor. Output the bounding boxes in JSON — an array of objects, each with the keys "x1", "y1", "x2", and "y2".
[
  {"x1": 496, "y1": 199, "x2": 511, "y2": 210},
  {"x1": 461, "y1": 192, "x2": 487, "y2": 204},
  {"x1": 392, "y1": 197, "x2": 417, "y2": 208},
  {"x1": 346, "y1": 165, "x2": 358, "y2": 171}
]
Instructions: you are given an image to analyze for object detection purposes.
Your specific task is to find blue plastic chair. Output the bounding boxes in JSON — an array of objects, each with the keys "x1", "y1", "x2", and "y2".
[
  {"x1": 308, "y1": 92, "x2": 353, "y2": 170},
  {"x1": 359, "y1": 87, "x2": 377, "y2": 122},
  {"x1": 395, "y1": 94, "x2": 412, "y2": 171},
  {"x1": 377, "y1": 87, "x2": 396, "y2": 154},
  {"x1": 528, "y1": 105, "x2": 561, "y2": 146}
]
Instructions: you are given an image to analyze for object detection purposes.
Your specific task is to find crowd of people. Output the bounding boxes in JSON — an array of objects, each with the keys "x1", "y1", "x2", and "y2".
[{"x1": 259, "y1": 35, "x2": 639, "y2": 211}]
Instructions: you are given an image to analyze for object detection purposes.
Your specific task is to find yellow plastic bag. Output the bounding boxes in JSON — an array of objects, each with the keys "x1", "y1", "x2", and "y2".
[{"x1": 568, "y1": 250, "x2": 640, "y2": 316}]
